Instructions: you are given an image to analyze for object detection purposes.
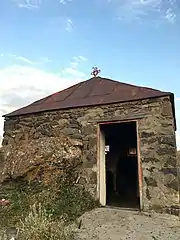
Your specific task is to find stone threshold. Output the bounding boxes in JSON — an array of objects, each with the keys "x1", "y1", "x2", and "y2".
[{"x1": 103, "y1": 205, "x2": 139, "y2": 212}]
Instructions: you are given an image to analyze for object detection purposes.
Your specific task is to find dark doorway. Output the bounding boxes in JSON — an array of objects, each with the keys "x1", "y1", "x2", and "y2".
[{"x1": 100, "y1": 121, "x2": 140, "y2": 209}]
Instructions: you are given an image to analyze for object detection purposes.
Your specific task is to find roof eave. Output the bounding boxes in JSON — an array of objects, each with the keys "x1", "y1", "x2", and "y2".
[{"x1": 3, "y1": 93, "x2": 173, "y2": 118}]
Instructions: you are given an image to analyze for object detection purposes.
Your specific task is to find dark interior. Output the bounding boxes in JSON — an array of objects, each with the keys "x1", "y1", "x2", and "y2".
[{"x1": 101, "y1": 121, "x2": 140, "y2": 209}]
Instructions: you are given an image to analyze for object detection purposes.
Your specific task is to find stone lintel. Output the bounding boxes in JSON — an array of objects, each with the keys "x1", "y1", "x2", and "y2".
[{"x1": 88, "y1": 113, "x2": 149, "y2": 123}]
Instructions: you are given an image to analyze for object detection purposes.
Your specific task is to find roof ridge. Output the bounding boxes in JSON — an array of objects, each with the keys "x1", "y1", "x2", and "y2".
[{"x1": 96, "y1": 76, "x2": 169, "y2": 93}]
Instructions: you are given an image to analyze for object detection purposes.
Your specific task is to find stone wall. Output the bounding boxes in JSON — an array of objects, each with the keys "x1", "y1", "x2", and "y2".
[{"x1": 1, "y1": 96, "x2": 179, "y2": 215}]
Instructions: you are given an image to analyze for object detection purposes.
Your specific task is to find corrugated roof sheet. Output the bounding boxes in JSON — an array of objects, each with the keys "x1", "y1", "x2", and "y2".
[{"x1": 4, "y1": 77, "x2": 175, "y2": 128}]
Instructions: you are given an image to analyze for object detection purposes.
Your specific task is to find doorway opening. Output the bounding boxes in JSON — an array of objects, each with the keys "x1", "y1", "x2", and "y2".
[{"x1": 99, "y1": 121, "x2": 140, "y2": 209}]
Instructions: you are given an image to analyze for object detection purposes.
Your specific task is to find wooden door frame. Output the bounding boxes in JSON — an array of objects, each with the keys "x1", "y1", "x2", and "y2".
[{"x1": 97, "y1": 119, "x2": 143, "y2": 210}]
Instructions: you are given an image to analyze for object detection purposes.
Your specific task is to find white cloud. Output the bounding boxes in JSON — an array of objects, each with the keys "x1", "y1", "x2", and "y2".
[
  {"x1": 0, "y1": 64, "x2": 86, "y2": 145},
  {"x1": 1, "y1": 53, "x2": 52, "y2": 66},
  {"x1": 15, "y1": 56, "x2": 36, "y2": 64},
  {"x1": 45, "y1": 16, "x2": 75, "y2": 33},
  {"x1": 63, "y1": 67, "x2": 86, "y2": 78},
  {"x1": 39, "y1": 57, "x2": 52, "y2": 63},
  {"x1": 69, "y1": 55, "x2": 87, "y2": 68},
  {"x1": 164, "y1": 7, "x2": 176, "y2": 24},
  {"x1": 59, "y1": 0, "x2": 72, "y2": 4},
  {"x1": 8, "y1": 54, "x2": 37, "y2": 65},
  {"x1": 62, "y1": 55, "x2": 87, "y2": 77},
  {"x1": 13, "y1": 0, "x2": 42, "y2": 9},
  {"x1": 66, "y1": 18, "x2": 73, "y2": 32},
  {"x1": 109, "y1": 0, "x2": 177, "y2": 24},
  {"x1": 176, "y1": 133, "x2": 180, "y2": 150},
  {"x1": 73, "y1": 56, "x2": 87, "y2": 62}
]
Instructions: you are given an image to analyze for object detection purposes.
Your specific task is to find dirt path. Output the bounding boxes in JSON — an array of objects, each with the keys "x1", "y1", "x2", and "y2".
[{"x1": 73, "y1": 208, "x2": 180, "y2": 240}]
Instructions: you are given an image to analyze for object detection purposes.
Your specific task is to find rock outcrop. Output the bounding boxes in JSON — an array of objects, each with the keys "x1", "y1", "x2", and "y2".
[{"x1": 0, "y1": 136, "x2": 83, "y2": 185}]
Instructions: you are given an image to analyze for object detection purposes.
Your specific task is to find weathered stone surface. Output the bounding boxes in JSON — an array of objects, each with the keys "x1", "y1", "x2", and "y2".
[
  {"x1": 160, "y1": 168, "x2": 177, "y2": 176},
  {"x1": 1, "y1": 136, "x2": 83, "y2": 185},
  {"x1": 164, "y1": 156, "x2": 177, "y2": 168},
  {"x1": 177, "y1": 151, "x2": 180, "y2": 167},
  {"x1": 166, "y1": 179, "x2": 178, "y2": 191},
  {"x1": 140, "y1": 131, "x2": 155, "y2": 138},
  {"x1": 81, "y1": 124, "x2": 96, "y2": 135},
  {"x1": 144, "y1": 177, "x2": 157, "y2": 187},
  {"x1": 146, "y1": 188, "x2": 151, "y2": 200},
  {"x1": 86, "y1": 151, "x2": 97, "y2": 164},
  {"x1": 1, "y1": 95, "x2": 179, "y2": 214}
]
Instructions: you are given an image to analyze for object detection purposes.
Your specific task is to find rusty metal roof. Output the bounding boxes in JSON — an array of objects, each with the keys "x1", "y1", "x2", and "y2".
[{"x1": 4, "y1": 77, "x2": 176, "y2": 129}]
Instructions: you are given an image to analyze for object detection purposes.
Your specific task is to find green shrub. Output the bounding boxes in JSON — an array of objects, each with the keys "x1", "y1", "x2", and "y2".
[
  {"x1": 52, "y1": 184, "x2": 99, "y2": 222},
  {"x1": 18, "y1": 203, "x2": 74, "y2": 240},
  {"x1": 0, "y1": 181, "x2": 47, "y2": 227},
  {"x1": 0, "y1": 180, "x2": 99, "y2": 229}
]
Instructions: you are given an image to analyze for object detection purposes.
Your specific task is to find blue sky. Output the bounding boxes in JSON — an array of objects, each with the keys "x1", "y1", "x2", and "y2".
[{"x1": 0, "y1": 0, "x2": 180, "y2": 148}]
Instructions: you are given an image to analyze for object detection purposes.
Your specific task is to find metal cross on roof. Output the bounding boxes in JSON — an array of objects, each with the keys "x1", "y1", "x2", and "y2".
[{"x1": 91, "y1": 67, "x2": 101, "y2": 77}]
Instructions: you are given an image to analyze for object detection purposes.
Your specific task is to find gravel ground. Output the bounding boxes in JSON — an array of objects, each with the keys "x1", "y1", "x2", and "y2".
[{"x1": 73, "y1": 208, "x2": 180, "y2": 240}]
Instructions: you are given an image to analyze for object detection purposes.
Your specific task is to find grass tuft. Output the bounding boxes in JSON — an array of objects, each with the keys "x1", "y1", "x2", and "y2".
[{"x1": 0, "y1": 181, "x2": 99, "y2": 239}]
